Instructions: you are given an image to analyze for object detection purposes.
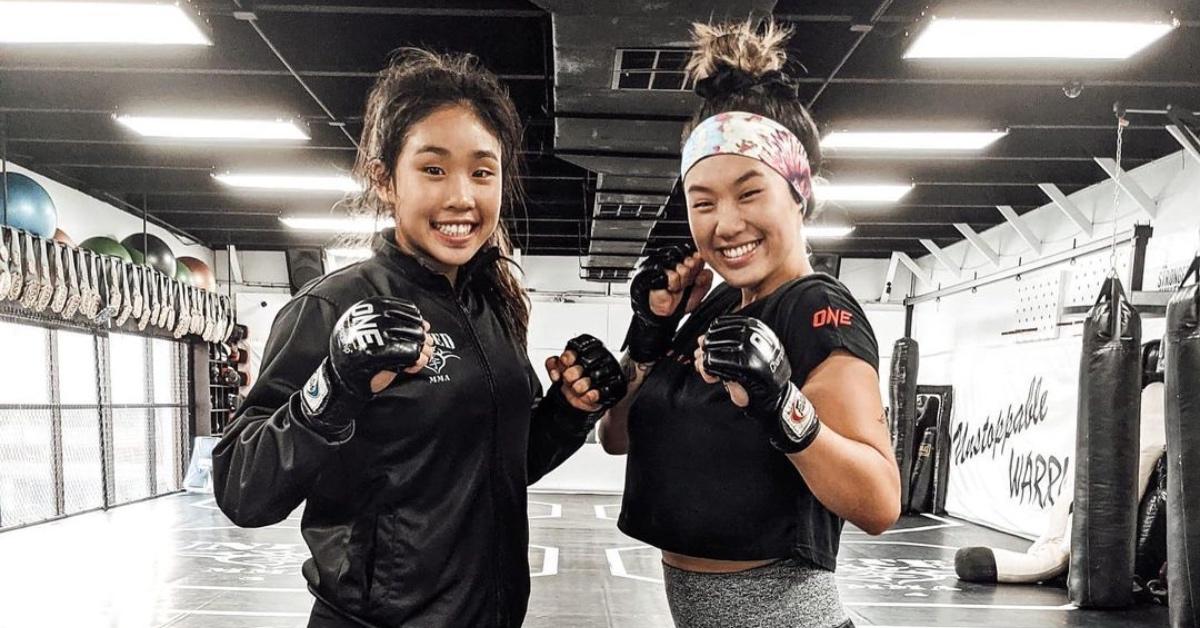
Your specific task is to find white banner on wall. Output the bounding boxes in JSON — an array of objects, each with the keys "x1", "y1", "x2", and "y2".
[{"x1": 944, "y1": 336, "x2": 1082, "y2": 539}]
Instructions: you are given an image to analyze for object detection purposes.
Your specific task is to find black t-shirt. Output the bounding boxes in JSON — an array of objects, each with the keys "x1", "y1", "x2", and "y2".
[{"x1": 617, "y1": 273, "x2": 879, "y2": 570}]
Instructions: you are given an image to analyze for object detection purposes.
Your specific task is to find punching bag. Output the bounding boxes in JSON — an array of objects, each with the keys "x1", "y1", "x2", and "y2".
[
  {"x1": 1164, "y1": 257, "x2": 1200, "y2": 628},
  {"x1": 889, "y1": 338, "x2": 919, "y2": 513},
  {"x1": 1069, "y1": 276, "x2": 1141, "y2": 608}
]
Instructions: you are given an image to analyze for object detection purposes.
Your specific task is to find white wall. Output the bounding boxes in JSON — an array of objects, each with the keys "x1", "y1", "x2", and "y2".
[
  {"x1": 908, "y1": 150, "x2": 1199, "y2": 538},
  {"x1": 3, "y1": 161, "x2": 214, "y2": 266}
]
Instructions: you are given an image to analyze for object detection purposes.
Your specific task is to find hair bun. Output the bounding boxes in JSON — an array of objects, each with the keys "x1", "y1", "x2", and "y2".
[
  {"x1": 693, "y1": 66, "x2": 801, "y2": 101},
  {"x1": 686, "y1": 20, "x2": 792, "y2": 89}
]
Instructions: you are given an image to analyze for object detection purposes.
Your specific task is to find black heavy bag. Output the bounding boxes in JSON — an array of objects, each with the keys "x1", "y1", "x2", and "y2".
[
  {"x1": 1069, "y1": 276, "x2": 1141, "y2": 608},
  {"x1": 1165, "y1": 257, "x2": 1200, "y2": 628},
  {"x1": 889, "y1": 338, "x2": 919, "y2": 512}
]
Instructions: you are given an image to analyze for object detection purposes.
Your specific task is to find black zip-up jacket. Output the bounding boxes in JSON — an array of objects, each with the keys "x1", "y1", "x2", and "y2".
[{"x1": 212, "y1": 229, "x2": 594, "y2": 627}]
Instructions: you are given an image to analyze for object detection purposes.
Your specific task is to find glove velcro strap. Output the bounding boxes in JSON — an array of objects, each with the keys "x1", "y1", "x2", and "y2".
[
  {"x1": 767, "y1": 383, "x2": 822, "y2": 454},
  {"x1": 295, "y1": 359, "x2": 366, "y2": 440}
]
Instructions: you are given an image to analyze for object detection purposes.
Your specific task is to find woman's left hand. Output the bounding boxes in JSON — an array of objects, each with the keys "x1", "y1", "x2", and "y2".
[{"x1": 545, "y1": 334, "x2": 628, "y2": 413}]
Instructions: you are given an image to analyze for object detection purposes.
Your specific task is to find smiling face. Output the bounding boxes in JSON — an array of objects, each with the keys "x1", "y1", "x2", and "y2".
[
  {"x1": 684, "y1": 154, "x2": 809, "y2": 299},
  {"x1": 376, "y1": 103, "x2": 503, "y2": 277}
]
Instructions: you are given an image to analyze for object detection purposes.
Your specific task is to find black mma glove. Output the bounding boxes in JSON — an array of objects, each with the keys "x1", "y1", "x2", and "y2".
[
  {"x1": 702, "y1": 315, "x2": 821, "y2": 454},
  {"x1": 564, "y1": 334, "x2": 627, "y2": 411},
  {"x1": 298, "y1": 296, "x2": 426, "y2": 438},
  {"x1": 622, "y1": 243, "x2": 696, "y2": 363}
]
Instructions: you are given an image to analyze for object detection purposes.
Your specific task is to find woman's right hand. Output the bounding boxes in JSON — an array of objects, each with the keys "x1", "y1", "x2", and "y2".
[
  {"x1": 297, "y1": 296, "x2": 432, "y2": 436},
  {"x1": 623, "y1": 244, "x2": 712, "y2": 364},
  {"x1": 647, "y1": 250, "x2": 712, "y2": 317}
]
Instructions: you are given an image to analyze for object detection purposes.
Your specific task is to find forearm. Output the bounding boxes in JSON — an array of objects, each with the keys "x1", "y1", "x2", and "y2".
[
  {"x1": 597, "y1": 353, "x2": 651, "y2": 455},
  {"x1": 787, "y1": 415, "x2": 901, "y2": 535},
  {"x1": 212, "y1": 395, "x2": 347, "y2": 527},
  {"x1": 526, "y1": 387, "x2": 593, "y2": 484}
]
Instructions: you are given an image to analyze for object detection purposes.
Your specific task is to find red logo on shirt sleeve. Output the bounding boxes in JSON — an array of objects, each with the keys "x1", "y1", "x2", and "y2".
[{"x1": 812, "y1": 307, "x2": 853, "y2": 329}]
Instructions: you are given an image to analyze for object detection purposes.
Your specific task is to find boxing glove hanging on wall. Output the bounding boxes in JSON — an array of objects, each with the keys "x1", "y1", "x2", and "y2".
[
  {"x1": 1069, "y1": 276, "x2": 1141, "y2": 609},
  {"x1": 1164, "y1": 256, "x2": 1200, "y2": 628}
]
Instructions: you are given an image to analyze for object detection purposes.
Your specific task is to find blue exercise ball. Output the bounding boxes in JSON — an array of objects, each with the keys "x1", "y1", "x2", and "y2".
[{"x1": 0, "y1": 173, "x2": 58, "y2": 238}]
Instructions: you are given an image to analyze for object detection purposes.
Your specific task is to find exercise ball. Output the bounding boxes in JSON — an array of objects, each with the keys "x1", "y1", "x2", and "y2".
[
  {"x1": 52, "y1": 229, "x2": 75, "y2": 247},
  {"x1": 122, "y1": 233, "x2": 176, "y2": 277},
  {"x1": 175, "y1": 259, "x2": 193, "y2": 285},
  {"x1": 178, "y1": 256, "x2": 215, "y2": 290},
  {"x1": 79, "y1": 236, "x2": 133, "y2": 262},
  {"x1": 0, "y1": 173, "x2": 58, "y2": 238}
]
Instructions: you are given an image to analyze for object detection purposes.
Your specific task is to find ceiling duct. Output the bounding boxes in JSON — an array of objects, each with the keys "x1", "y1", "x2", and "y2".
[{"x1": 531, "y1": 0, "x2": 775, "y2": 281}]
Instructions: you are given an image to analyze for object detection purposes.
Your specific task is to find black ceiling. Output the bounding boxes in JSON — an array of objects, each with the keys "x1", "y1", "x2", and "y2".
[{"x1": 2, "y1": 0, "x2": 1198, "y2": 262}]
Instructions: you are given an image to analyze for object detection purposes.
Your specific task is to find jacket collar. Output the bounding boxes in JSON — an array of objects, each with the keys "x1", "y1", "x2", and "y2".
[{"x1": 372, "y1": 228, "x2": 501, "y2": 292}]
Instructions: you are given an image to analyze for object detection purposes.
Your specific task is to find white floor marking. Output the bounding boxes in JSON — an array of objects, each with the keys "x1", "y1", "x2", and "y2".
[
  {"x1": 845, "y1": 602, "x2": 1075, "y2": 611},
  {"x1": 593, "y1": 504, "x2": 620, "y2": 520},
  {"x1": 163, "y1": 609, "x2": 310, "y2": 617},
  {"x1": 530, "y1": 544, "x2": 559, "y2": 577},
  {"x1": 528, "y1": 501, "x2": 563, "y2": 519},
  {"x1": 846, "y1": 513, "x2": 964, "y2": 536},
  {"x1": 843, "y1": 540, "x2": 958, "y2": 551},
  {"x1": 605, "y1": 545, "x2": 663, "y2": 584},
  {"x1": 169, "y1": 584, "x2": 308, "y2": 593}
]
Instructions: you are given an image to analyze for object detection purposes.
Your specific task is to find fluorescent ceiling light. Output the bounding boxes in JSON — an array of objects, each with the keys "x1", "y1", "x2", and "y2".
[
  {"x1": 215, "y1": 173, "x2": 360, "y2": 193},
  {"x1": 326, "y1": 247, "x2": 374, "y2": 259},
  {"x1": 805, "y1": 226, "x2": 855, "y2": 239},
  {"x1": 816, "y1": 183, "x2": 914, "y2": 203},
  {"x1": 904, "y1": 18, "x2": 1175, "y2": 59},
  {"x1": 115, "y1": 115, "x2": 309, "y2": 141},
  {"x1": 280, "y1": 216, "x2": 381, "y2": 233},
  {"x1": 0, "y1": 2, "x2": 211, "y2": 45},
  {"x1": 822, "y1": 130, "x2": 1007, "y2": 151}
]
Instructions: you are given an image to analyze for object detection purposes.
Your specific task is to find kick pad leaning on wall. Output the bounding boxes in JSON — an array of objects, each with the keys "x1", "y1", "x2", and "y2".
[{"x1": 908, "y1": 386, "x2": 954, "y2": 515}]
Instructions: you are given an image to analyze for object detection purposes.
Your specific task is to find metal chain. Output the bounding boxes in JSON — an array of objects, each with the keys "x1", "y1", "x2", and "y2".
[{"x1": 1108, "y1": 115, "x2": 1128, "y2": 277}]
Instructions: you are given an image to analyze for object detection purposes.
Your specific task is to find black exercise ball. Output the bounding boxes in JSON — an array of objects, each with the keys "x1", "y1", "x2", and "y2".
[{"x1": 121, "y1": 233, "x2": 177, "y2": 277}]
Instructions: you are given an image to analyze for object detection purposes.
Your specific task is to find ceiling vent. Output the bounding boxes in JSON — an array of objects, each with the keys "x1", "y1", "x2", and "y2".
[{"x1": 613, "y1": 48, "x2": 694, "y2": 91}]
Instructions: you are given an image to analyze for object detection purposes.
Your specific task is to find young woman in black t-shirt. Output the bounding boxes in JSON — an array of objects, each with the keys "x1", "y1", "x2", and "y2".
[{"x1": 597, "y1": 21, "x2": 901, "y2": 628}]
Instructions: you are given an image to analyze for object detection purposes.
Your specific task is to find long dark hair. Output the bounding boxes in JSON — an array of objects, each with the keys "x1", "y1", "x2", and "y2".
[
  {"x1": 352, "y1": 48, "x2": 530, "y2": 348},
  {"x1": 682, "y1": 20, "x2": 823, "y2": 216}
]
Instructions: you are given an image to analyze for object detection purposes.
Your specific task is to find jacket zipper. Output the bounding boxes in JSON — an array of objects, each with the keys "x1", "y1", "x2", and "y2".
[{"x1": 451, "y1": 289, "x2": 506, "y2": 627}]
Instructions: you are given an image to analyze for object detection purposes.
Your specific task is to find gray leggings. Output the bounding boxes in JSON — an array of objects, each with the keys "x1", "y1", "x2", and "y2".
[{"x1": 662, "y1": 558, "x2": 852, "y2": 628}]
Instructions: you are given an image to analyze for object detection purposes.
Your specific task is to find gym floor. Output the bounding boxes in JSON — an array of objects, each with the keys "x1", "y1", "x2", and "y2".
[{"x1": 0, "y1": 493, "x2": 1168, "y2": 628}]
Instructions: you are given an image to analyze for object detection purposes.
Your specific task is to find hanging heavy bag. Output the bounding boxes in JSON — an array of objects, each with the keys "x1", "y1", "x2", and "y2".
[
  {"x1": 1165, "y1": 256, "x2": 1200, "y2": 628},
  {"x1": 1069, "y1": 276, "x2": 1141, "y2": 608},
  {"x1": 889, "y1": 337, "x2": 919, "y2": 512}
]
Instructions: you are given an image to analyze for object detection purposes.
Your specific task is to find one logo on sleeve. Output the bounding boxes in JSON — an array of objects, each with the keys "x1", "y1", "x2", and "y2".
[{"x1": 812, "y1": 307, "x2": 853, "y2": 329}]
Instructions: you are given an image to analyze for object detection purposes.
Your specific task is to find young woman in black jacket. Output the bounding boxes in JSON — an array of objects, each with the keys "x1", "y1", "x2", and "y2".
[{"x1": 212, "y1": 49, "x2": 625, "y2": 628}]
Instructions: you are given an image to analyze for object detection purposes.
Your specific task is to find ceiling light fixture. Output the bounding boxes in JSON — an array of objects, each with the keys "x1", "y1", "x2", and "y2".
[
  {"x1": 816, "y1": 183, "x2": 914, "y2": 203},
  {"x1": 821, "y1": 130, "x2": 1008, "y2": 151},
  {"x1": 805, "y1": 226, "x2": 855, "y2": 239},
  {"x1": 116, "y1": 115, "x2": 309, "y2": 141},
  {"x1": 215, "y1": 173, "x2": 360, "y2": 193},
  {"x1": 280, "y1": 216, "x2": 380, "y2": 233},
  {"x1": 904, "y1": 17, "x2": 1176, "y2": 60},
  {"x1": 0, "y1": 1, "x2": 211, "y2": 45}
]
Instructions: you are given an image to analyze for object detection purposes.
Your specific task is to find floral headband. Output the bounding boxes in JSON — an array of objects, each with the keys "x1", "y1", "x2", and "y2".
[{"x1": 680, "y1": 111, "x2": 813, "y2": 202}]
